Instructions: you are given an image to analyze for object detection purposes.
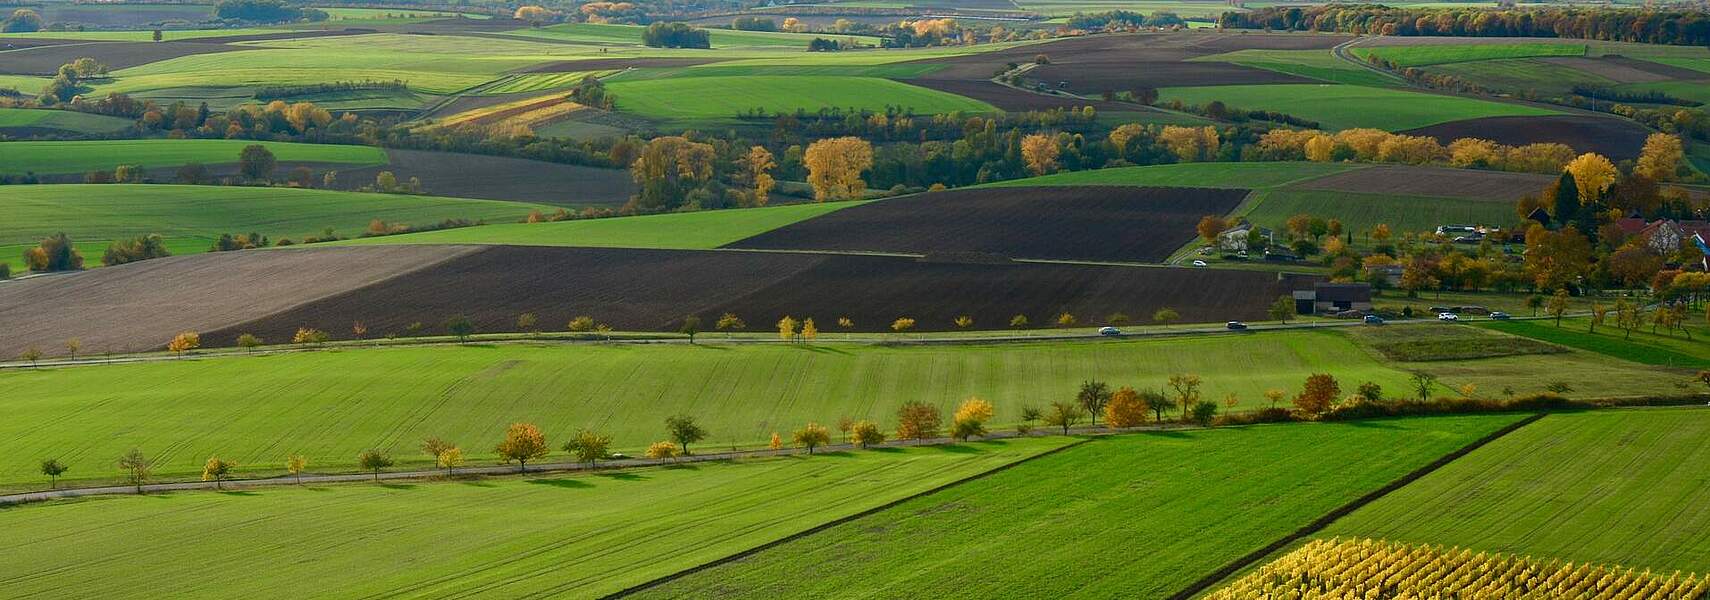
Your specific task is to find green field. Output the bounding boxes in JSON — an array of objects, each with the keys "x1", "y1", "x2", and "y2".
[
  {"x1": 1324, "y1": 409, "x2": 1710, "y2": 572},
  {"x1": 0, "y1": 108, "x2": 134, "y2": 134},
  {"x1": 482, "y1": 71, "x2": 615, "y2": 94},
  {"x1": 1427, "y1": 58, "x2": 1617, "y2": 97},
  {"x1": 1158, "y1": 84, "x2": 1560, "y2": 131},
  {"x1": 0, "y1": 140, "x2": 386, "y2": 175},
  {"x1": 0, "y1": 329, "x2": 1684, "y2": 490},
  {"x1": 0, "y1": 28, "x2": 287, "y2": 41},
  {"x1": 1200, "y1": 49, "x2": 1399, "y2": 87},
  {"x1": 331, "y1": 201, "x2": 859, "y2": 250},
  {"x1": 1479, "y1": 317, "x2": 1710, "y2": 368},
  {"x1": 1239, "y1": 189, "x2": 1517, "y2": 238},
  {"x1": 636, "y1": 414, "x2": 1523, "y2": 598},
  {"x1": 1352, "y1": 43, "x2": 1586, "y2": 67},
  {"x1": 605, "y1": 75, "x2": 996, "y2": 125},
  {"x1": 983, "y1": 161, "x2": 1362, "y2": 189},
  {"x1": 0, "y1": 184, "x2": 553, "y2": 258},
  {"x1": 320, "y1": 7, "x2": 490, "y2": 21},
  {"x1": 0, "y1": 437, "x2": 1070, "y2": 599},
  {"x1": 506, "y1": 22, "x2": 882, "y2": 48},
  {"x1": 1616, "y1": 79, "x2": 1710, "y2": 106}
]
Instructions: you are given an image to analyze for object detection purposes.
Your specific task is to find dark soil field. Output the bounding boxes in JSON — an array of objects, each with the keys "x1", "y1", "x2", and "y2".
[
  {"x1": 726, "y1": 186, "x2": 1247, "y2": 262},
  {"x1": 1290, "y1": 166, "x2": 1552, "y2": 201},
  {"x1": 332, "y1": 149, "x2": 634, "y2": 206},
  {"x1": 0, "y1": 41, "x2": 245, "y2": 75},
  {"x1": 1027, "y1": 60, "x2": 1306, "y2": 94},
  {"x1": 906, "y1": 79, "x2": 1116, "y2": 111},
  {"x1": 1402, "y1": 115, "x2": 1650, "y2": 160},
  {"x1": 35, "y1": 4, "x2": 214, "y2": 27},
  {"x1": 0, "y1": 245, "x2": 478, "y2": 358},
  {"x1": 206, "y1": 245, "x2": 1311, "y2": 342}
]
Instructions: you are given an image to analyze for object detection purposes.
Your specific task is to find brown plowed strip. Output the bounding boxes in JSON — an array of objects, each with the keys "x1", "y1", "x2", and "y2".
[
  {"x1": 0, "y1": 245, "x2": 480, "y2": 357},
  {"x1": 515, "y1": 58, "x2": 721, "y2": 73},
  {"x1": 1402, "y1": 114, "x2": 1651, "y2": 161},
  {"x1": 725, "y1": 186, "x2": 1248, "y2": 262},
  {"x1": 1289, "y1": 165, "x2": 1553, "y2": 201},
  {"x1": 206, "y1": 246, "x2": 1314, "y2": 344}
]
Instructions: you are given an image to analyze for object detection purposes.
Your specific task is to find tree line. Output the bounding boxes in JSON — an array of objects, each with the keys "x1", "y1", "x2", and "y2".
[{"x1": 1221, "y1": 5, "x2": 1710, "y2": 47}]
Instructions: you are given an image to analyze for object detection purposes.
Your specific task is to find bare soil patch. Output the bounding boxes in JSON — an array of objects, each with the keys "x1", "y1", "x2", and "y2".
[
  {"x1": 0, "y1": 245, "x2": 477, "y2": 358},
  {"x1": 332, "y1": 149, "x2": 634, "y2": 206},
  {"x1": 726, "y1": 186, "x2": 1247, "y2": 262},
  {"x1": 206, "y1": 245, "x2": 1312, "y2": 341},
  {"x1": 1538, "y1": 56, "x2": 1676, "y2": 84},
  {"x1": 1402, "y1": 114, "x2": 1650, "y2": 160},
  {"x1": 1289, "y1": 166, "x2": 1552, "y2": 201},
  {"x1": 0, "y1": 40, "x2": 246, "y2": 75},
  {"x1": 1027, "y1": 60, "x2": 1307, "y2": 93}
]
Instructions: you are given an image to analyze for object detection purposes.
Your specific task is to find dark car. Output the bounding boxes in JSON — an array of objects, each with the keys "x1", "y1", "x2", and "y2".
[
  {"x1": 1489, "y1": 311, "x2": 1511, "y2": 320},
  {"x1": 1226, "y1": 321, "x2": 1248, "y2": 330}
]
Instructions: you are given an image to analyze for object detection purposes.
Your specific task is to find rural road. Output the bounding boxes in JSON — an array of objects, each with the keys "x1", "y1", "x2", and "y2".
[{"x1": 0, "y1": 423, "x2": 1185, "y2": 506}]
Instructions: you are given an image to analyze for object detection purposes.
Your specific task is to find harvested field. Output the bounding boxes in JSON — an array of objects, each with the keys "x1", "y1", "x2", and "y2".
[
  {"x1": 0, "y1": 41, "x2": 243, "y2": 75},
  {"x1": 1289, "y1": 165, "x2": 1552, "y2": 201},
  {"x1": 725, "y1": 186, "x2": 1247, "y2": 262},
  {"x1": 1027, "y1": 59, "x2": 1308, "y2": 93},
  {"x1": 0, "y1": 245, "x2": 478, "y2": 358},
  {"x1": 1402, "y1": 114, "x2": 1650, "y2": 160},
  {"x1": 332, "y1": 149, "x2": 634, "y2": 206},
  {"x1": 1538, "y1": 55, "x2": 1706, "y2": 84},
  {"x1": 910, "y1": 31, "x2": 1349, "y2": 82},
  {"x1": 207, "y1": 245, "x2": 1310, "y2": 343}
]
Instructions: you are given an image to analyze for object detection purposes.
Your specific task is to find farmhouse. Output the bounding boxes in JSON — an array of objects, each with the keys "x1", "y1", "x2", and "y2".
[
  {"x1": 1217, "y1": 222, "x2": 1271, "y2": 252},
  {"x1": 1292, "y1": 282, "x2": 1373, "y2": 315},
  {"x1": 1615, "y1": 218, "x2": 1710, "y2": 255}
]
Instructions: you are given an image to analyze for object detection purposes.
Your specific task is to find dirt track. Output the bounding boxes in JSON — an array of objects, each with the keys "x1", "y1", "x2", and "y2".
[
  {"x1": 0, "y1": 245, "x2": 478, "y2": 358},
  {"x1": 1402, "y1": 114, "x2": 1651, "y2": 160},
  {"x1": 726, "y1": 186, "x2": 1247, "y2": 262}
]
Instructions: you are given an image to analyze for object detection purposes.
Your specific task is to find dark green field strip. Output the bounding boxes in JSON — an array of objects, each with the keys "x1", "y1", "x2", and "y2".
[
  {"x1": 627, "y1": 415, "x2": 1525, "y2": 599},
  {"x1": 1322, "y1": 408, "x2": 1710, "y2": 573}
]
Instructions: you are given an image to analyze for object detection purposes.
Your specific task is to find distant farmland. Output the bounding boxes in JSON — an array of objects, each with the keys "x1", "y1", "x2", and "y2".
[
  {"x1": 633, "y1": 415, "x2": 1524, "y2": 599},
  {"x1": 0, "y1": 139, "x2": 386, "y2": 175}
]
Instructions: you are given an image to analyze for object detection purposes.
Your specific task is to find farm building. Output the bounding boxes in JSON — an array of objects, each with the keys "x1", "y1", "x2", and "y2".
[
  {"x1": 1293, "y1": 283, "x2": 1373, "y2": 315},
  {"x1": 1615, "y1": 218, "x2": 1710, "y2": 255}
]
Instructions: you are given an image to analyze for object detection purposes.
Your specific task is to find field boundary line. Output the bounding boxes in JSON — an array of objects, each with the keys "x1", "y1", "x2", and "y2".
[
  {"x1": 598, "y1": 436, "x2": 1098, "y2": 599},
  {"x1": 1165, "y1": 412, "x2": 1548, "y2": 600}
]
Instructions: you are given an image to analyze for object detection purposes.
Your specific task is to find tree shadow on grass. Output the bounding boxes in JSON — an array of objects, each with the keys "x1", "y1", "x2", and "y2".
[
  {"x1": 527, "y1": 478, "x2": 592, "y2": 489},
  {"x1": 662, "y1": 463, "x2": 702, "y2": 471},
  {"x1": 595, "y1": 471, "x2": 646, "y2": 481},
  {"x1": 1342, "y1": 419, "x2": 1403, "y2": 430},
  {"x1": 933, "y1": 443, "x2": 981, "y2": 454},
  {"x1": 866, "y1": 446, "x2": 905, "y2": 454},
  {"x1": 379, "y1": 483, "x2": 418, "y2": 491},
  {"x1": 810, "y1": 450, "x2": 857, "y2": 459},
  {"x1": 797, "y1": 345, "x2": 852, "y2": 356},
  {"x1": 459, "y1": 480, "x2": 498, "y2": 488},
  {"x1": 1141, "y1": 429, "x2": 1193, "y2": 439},
  {"x1": 217, "y1": 490, "x2": 260, "y2": 497}
]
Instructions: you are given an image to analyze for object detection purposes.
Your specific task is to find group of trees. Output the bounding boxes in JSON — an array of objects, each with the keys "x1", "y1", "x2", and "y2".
[
  {"x1": 213, "y1": 0, "x2": 327, "y2": 24},
  {"x1": 1, "y1": 8, "x2": 42, "y2": 33},
  {"x1": 1222, "y1": 6, "x2": 1710, "y2": 46},
  {"x1": 641, "y1": 22, "x2": 710, "y2": 48}
]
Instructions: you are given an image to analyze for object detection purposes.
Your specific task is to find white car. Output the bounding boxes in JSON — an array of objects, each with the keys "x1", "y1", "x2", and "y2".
[
  {"x1": 1191, "y1": 260, "x2": 1209, "y2": 267},
  {"x1": 1437, "y1": 312, "x2": 1459, "y2": 321}
]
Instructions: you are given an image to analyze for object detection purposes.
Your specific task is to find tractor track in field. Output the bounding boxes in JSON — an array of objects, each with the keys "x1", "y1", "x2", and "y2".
[
  {"x1": 597, "y1": 436, "x2": 1098, "y2": 599},
  {"x1": 1164, "y1": 412, "x2": 1550, "y2": 600}
]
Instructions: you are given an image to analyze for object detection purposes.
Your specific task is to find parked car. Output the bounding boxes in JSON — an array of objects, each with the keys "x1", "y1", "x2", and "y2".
[
  {"x1": 1098, "y1": 326, "x2": 1122, "y2": 336},
  {"x1": 1437, "y1": 312, "x2": 1459, "y2": 321},
  {"x1": 1363, "y1": 315, "x2": 1385, "y2": 325},
  {"x1": 1489, "y1": 311, "x2": 1511, "y2": 320},
  {"x1": 1191, "y1": 259, "x2": 1209, "y2": 267},
  {"x1": 1226, "y1": 321, "x2": 1248, "y2": 330}
]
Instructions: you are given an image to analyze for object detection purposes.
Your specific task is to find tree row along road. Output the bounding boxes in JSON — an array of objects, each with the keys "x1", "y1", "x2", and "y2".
[
  {"x1": 0, "y1": 423, "x2": 1183, "y2": 505},
  {"x1": 3, "y1": 312, "x2": 1576, "y2": 372}
]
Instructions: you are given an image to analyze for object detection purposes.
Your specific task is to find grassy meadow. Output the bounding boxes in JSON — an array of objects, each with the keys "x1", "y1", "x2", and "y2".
[
  {"x1": 0, "y1": 108, "x2": 134, "y2": 134},
  {"x1": 0, "y1": 185, "x2": 552, "y2": 259},
  {"x1": 604, "y1": 75, "x2": 996, "y2": 125},
  {"x1": 1351, "y1": 42, "x2": 1586, "y2": 67},
  {"x1": 635, "y1": 414, "x2": 1524, "y2": 598},
  {"x1": 0, "y1": 437, "x2": 1071, "y2": 599},
  {"x1": 1324, "y1": 408, "x2": 1710, "y2": 572},
  {"x1": 505, "y1": 22, "x2": 884, "y2": 48},
  {"x1": 0, "y1": 140, "x2": 386, "y2": 175},
  {"x1": 1201, "y1": 48, "x2": 1399, "y2": 87},
  {"x1": 1479, "y1": 317, "x2": 1710, "y2": 368},
  {"x1": 0, "y1": 328, "x2": 1685, "y2": 490},
  {"x1": 1157, "y1": 84, "x2": 1559, "y2": 130},
  {"x1": 331, "y1": 200, "x2": 860, "y2": 249},
  {"x1": 1238, "y1": 189, "x2": 1517, "y2": 239}
]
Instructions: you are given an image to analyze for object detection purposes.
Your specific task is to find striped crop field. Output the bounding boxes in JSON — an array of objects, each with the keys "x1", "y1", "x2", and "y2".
[{"x1": 482, "y1": 71, "x2": 615, "y2": 95}]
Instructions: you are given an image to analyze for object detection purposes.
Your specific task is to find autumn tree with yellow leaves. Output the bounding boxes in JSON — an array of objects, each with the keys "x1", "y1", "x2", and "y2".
[
  {"x1": 805, "y1": 136, "x2": 873, "y2": 201},
  {"x1": 1020, "y1": 133, "x2": 1060, "y2": 175}
]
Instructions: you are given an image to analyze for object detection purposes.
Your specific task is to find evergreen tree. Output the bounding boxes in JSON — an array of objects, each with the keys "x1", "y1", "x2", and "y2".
[{"x1": 1551, "y1": 171, "x2": 1579, "y2": 226}]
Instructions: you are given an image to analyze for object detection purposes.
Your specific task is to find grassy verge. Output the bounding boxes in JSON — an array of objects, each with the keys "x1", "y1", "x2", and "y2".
[
  {"x1": 0, "y1": 140, "x2": 386, "y2": 175},
  {"x1": 1478, "y1": 317, "x2": 1710, "y2": 368},
  {"x1": 1157, "y1": 84, "x2": 1559, "y2": 131}
]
